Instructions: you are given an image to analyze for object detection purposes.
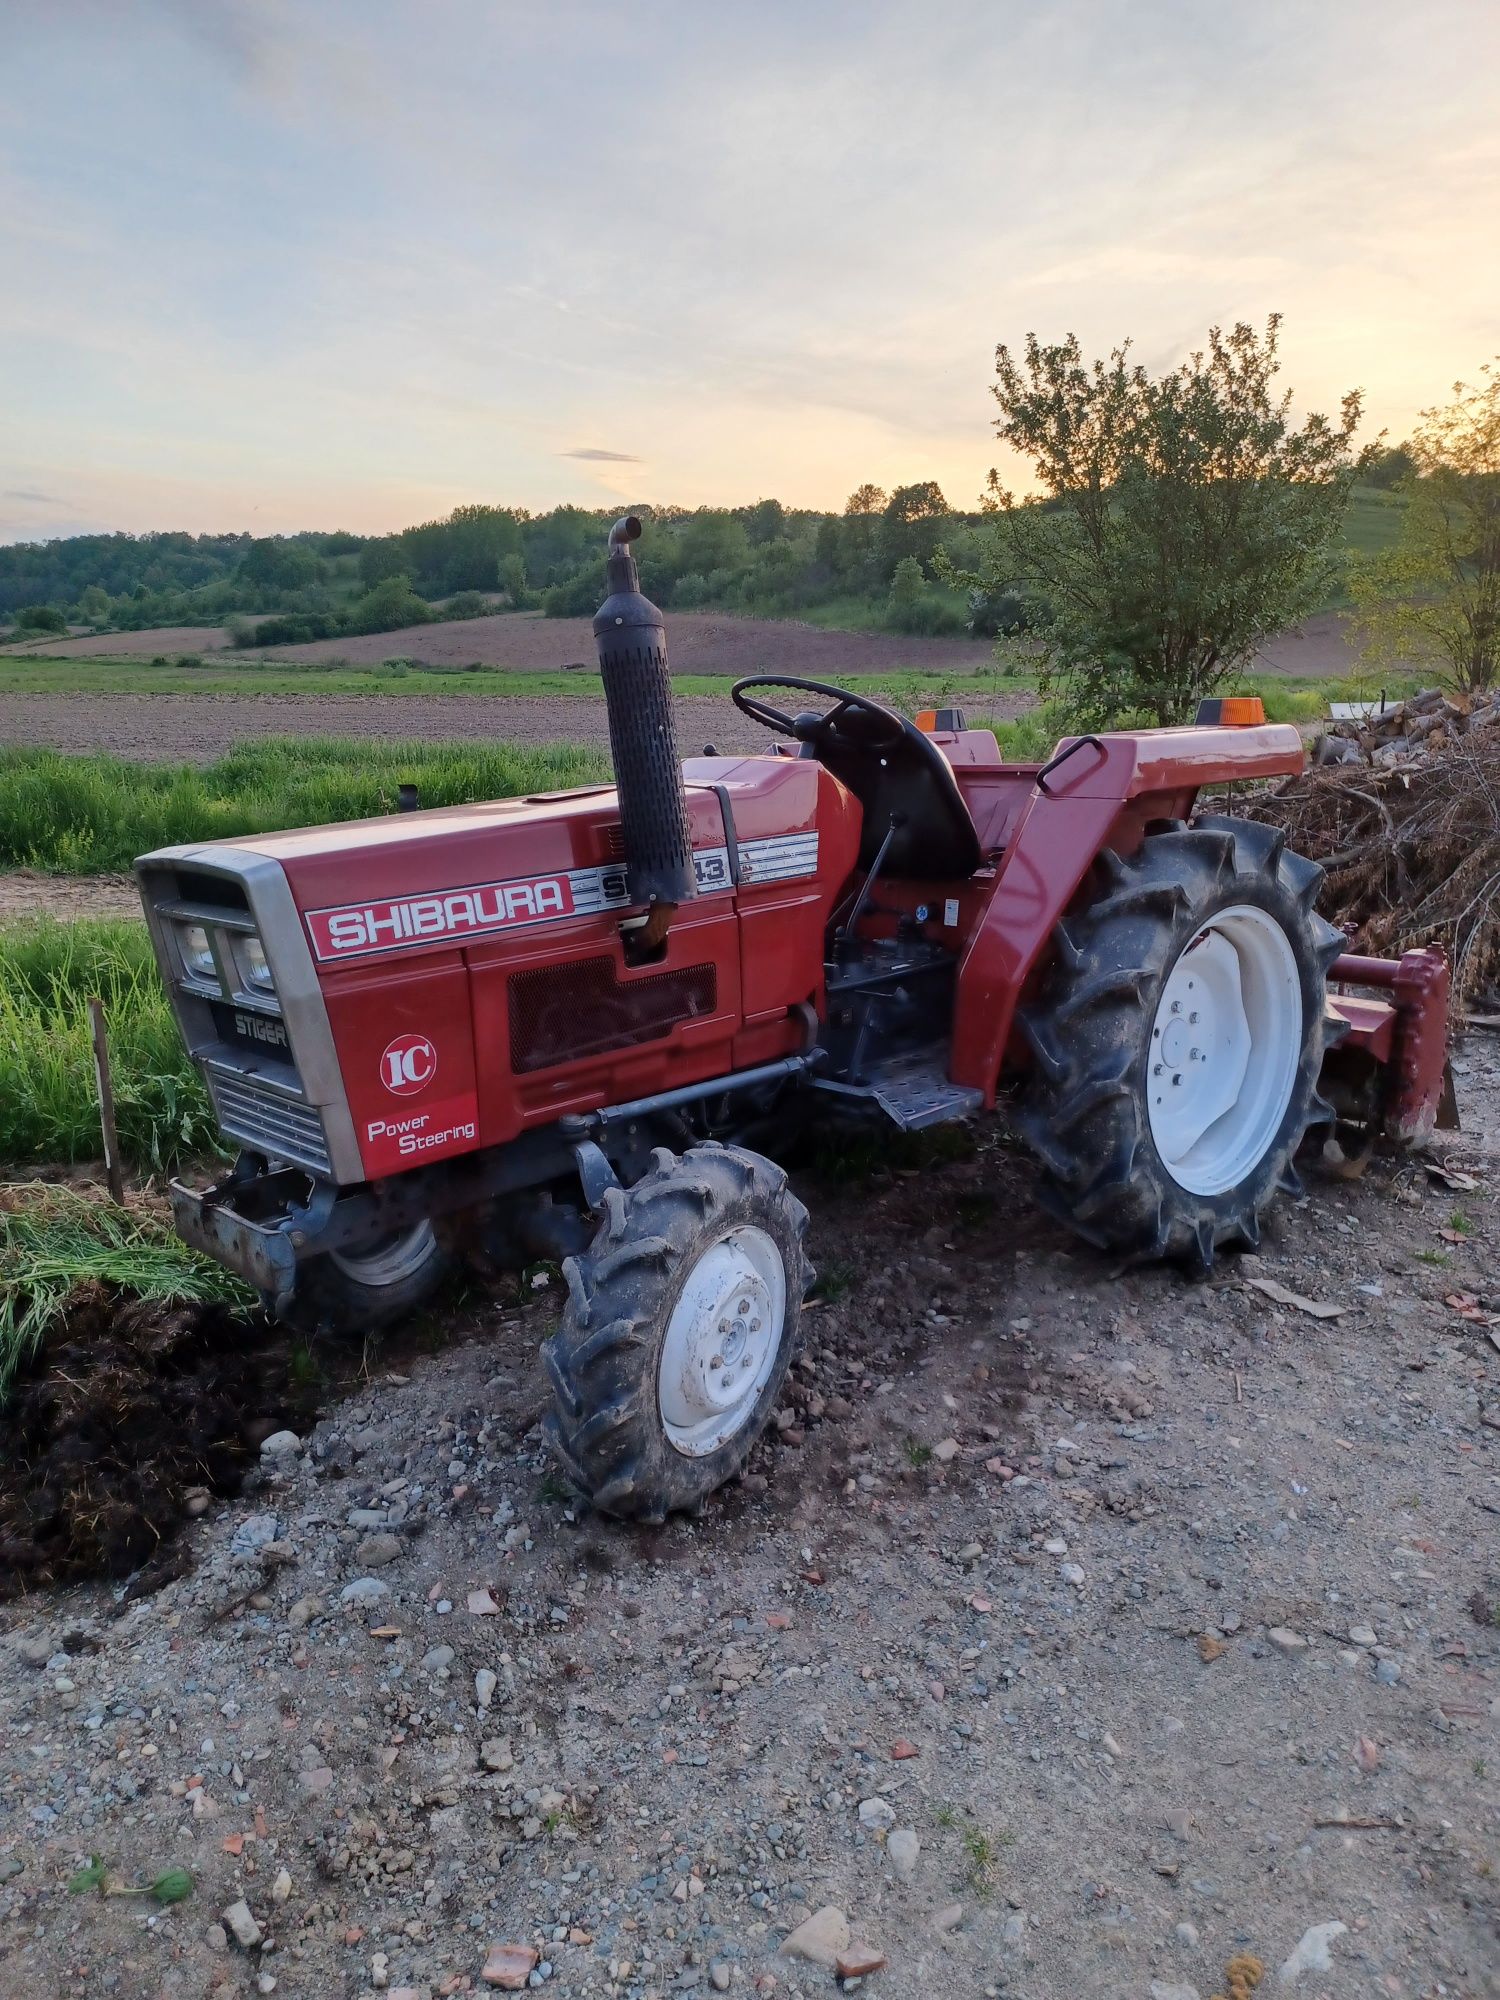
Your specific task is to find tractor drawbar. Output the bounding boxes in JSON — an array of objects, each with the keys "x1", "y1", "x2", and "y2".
[{"x1": 593, "y1": 515, "x2": 697, "y2": 944}]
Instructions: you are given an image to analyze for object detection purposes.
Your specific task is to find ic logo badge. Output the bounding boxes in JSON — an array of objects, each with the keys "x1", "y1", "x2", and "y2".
[{"x1": 380, "y1": 1033, "x2": 437, "y2": 1096}]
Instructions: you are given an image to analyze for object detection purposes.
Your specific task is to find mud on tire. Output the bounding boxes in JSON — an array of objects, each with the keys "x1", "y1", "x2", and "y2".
[
  {"x1": 1015, "y1": 815, "x2": 1344, "y2": 1270},
  {"x1": 542, "y1": 1142, "x2": 813, "y2": 1521}
]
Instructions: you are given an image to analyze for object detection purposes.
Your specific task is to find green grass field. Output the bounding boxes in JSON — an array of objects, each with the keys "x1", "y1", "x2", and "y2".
[
  {"x1": 0, "y1": 737, "x2": 614, "y2": 873},
  {"x1": 0, "y1": 654, "x2": 1038, "y2": 701},
  {"x1": 0, "y1": 918, "x2": 215, "y2": 1172},
  {"x1": 0, "y1": 673, "x2": 1367, "y2": 879}
]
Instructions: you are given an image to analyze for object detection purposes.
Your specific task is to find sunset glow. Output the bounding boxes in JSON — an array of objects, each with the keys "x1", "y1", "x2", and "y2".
[{"x1": 3, "y1": 0, "x2": 1498, "y2": 541}]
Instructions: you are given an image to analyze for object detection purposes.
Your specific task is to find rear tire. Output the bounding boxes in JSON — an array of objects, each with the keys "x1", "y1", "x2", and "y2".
[
  {"x1": 1015, "y1": 816, "x2": 1343, "y2": 1270},
  {"x1": 542, "y1": 1142, "x2": 812, "y2": 1521},
  {"x1": 285, "y1": 1220, "x2": 450, "y2": 1335}
]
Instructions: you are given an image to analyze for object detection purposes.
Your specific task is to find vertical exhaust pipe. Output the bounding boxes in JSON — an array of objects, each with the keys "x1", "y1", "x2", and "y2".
[{"x1": 593, "y1": 516, "x2": 696, "y2": 946}]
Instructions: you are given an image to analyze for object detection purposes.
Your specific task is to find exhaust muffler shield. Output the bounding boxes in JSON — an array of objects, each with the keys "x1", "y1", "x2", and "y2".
[{"x1": 593, "y1": 516, "x2": 698, "y2": 915}]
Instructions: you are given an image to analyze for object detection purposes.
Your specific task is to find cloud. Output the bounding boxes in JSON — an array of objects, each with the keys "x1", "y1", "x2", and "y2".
[
  {"x1": 4, "y1": 488, "x2": 62, "y2": 503},
  {"x1": 562, "y1": 448, "x2": 642, "y2": 463}
]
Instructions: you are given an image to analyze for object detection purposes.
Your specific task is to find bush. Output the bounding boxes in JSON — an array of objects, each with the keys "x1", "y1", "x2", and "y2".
[
  {"x1": 442, "y1": 591, "x2": 492, "y2": 621},
  {"x1": 966, "y1": 585, "x2": 1031, "y2": 639},
  {"x1": 14, "y1": 604, "x2": 67, "y2": 635},
  {"x1": 542, "y1": 567, "x2": 605, "y2": 618},
  {"x1": 239, "y1": 611, "x2": 338, "y2": 648},
  {"x1": 344, "y1": 575, "x2": 431, "y2": 636},
  {"x1": 884, "y1": 562, "x2": 969, "y2": 636}
]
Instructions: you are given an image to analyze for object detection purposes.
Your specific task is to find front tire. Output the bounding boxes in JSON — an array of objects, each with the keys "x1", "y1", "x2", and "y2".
[
  {"x1": 1016, "y1": 816, "x2": 1343, "y2": 1269},
  {"x1": 286, "y1": 1220, "x2": 450, "y2": 1335},
  {"x1": 542, "y1": 1142, "x2": 812, "y2": 1521}
]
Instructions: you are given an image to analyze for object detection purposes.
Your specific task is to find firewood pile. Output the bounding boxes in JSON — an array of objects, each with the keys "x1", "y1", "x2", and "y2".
[
  {"x1": 1248, "y1": 692, "x2": 1500, "y2": 1011},
  {"x1": 1313, "y1": 684, "x2": 1500, "y2": 768}
]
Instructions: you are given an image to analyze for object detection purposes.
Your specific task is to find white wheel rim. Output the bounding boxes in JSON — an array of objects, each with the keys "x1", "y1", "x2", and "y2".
[
  {"x1": 657, "y1": 1226, "x2": 788, "y2": 1458},
  {"x1": 1146, "y1": 903, "x2": 1302, "y2": 1198},
  {"x1": 329, "y1": 1219, "x2": 437, "y2": 1288}
]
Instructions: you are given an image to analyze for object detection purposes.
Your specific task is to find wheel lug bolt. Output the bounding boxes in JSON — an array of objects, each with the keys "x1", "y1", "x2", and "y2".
[
  {"x1": 1171, "y1": 1000, "x2": 1181, "y2": 1013},
  {"x1": 1153, "y1": 1063, "x2": 1163, "y2": 1076},
  {"x1": 710, "y1": 1354, "x2": 723, "y2": 1369},
  {"x1": 1189, "y1": 1011, "x2": 1199, "y2": 1024},
  {"x1": 1172, "y1": 1073, "x2": 1182, "y2": 1086}
]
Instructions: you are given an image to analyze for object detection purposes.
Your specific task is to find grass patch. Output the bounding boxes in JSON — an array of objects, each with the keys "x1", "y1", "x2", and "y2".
[
  {"x1": 0, "y1": 736, "x2": 613, "y2": 873},
  {"x1": 0, "y1": 654, "x2": 1045, "y2": 703},
  {"x1": 812, "y1": 1259, "x2": 857, "y2": 1304},
  {"x1": 0, "y1": 1184, "x2": 250, "y2": 1401},
  {"x1": 0, "y1": 918, "x2": 214, "y2": 1170}
]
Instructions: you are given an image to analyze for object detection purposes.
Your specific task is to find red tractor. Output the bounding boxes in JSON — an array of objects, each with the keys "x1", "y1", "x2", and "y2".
[{"x1": 138, "y1": 519, "x2": 1452, "y2": 1520}]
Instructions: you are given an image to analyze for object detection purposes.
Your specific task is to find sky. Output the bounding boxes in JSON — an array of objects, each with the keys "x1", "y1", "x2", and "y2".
[{"x1": 2, "y1": 0, "x2": 1498, "y2": 544}]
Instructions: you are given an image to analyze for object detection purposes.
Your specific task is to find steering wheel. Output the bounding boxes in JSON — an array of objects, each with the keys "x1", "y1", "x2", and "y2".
[{"x1": 731, "y1": 675, "x2": 908, "y2": 750}]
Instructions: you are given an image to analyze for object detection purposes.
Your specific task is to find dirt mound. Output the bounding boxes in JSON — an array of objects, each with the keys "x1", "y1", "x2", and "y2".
[
  {"x1": 0, "y1": 1285, "x2": 297, "y2": 1594},
  {"x1": 1251, "y1": 709, "x2": 1500, "y2": 1007}
]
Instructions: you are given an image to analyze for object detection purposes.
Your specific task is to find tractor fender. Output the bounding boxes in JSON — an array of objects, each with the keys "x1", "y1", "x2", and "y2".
[{"x1": 949, "y1": 724, "x2": 1305, "y2": 1104}]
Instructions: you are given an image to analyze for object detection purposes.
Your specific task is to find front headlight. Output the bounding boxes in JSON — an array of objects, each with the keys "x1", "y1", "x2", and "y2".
[
  {"x1": 179, "y1": 923, "x2": 217, "y2": 982},
  {"x1": 239, "y1": 933, "x2": 275, "y2": 992}
]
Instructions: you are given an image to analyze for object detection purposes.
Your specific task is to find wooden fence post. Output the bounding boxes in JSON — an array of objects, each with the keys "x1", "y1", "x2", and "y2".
[{"x1": 88, "y1": 996, "x2": 126, "y2": 1205}]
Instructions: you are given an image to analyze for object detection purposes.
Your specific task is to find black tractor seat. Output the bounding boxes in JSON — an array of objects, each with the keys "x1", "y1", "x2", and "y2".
[{"x1": 730, "y1": 675, "x2": 983, "y2": 879}]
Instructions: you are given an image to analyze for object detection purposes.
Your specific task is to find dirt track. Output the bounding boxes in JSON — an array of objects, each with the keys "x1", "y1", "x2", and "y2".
[
  {"x1": 0, "y1": 687, "x2": 1038, "y2": 763},
  {"x1": 0, "y1": 871, "x2": 141, "y2": 921}
]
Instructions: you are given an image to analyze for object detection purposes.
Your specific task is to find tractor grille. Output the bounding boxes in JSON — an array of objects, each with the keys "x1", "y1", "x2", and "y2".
[
  {"x1": 508, "y1": 956, "x2": 717, "y2": 1074},
  {"x1": 204, "y1": 1061, "x2": 332, "y2": 1173}
]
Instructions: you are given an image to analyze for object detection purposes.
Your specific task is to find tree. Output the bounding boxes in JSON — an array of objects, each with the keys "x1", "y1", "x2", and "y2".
[
  {"x1": 238, "y1": 537, "x2": 324, "y2": 592},
  {"x1": 743, "y1": 497, "x2": 787, "y2": 545},
  {"x1": 1364, "y1": 444, "x2": 1416, "y2": 491},
  {"x1": 360, "y1": 538, "x2": 408, "y2": 589},
  {"x1": 844, "y1": 484, "x2": 887, "y2": 516},
  {"x1": 78, "y1": 584, "x2": 110, "y2": 625},
  {"x1": 879, "y1": 481, "x2": 949, "y2": 576},
  {"x1": 888, "y1": 552, "x2": 924, "y2": 612},
  {"x1": 974, "y1": 317, "x2": 1362, "y2": 725},
  {"x1": 500, "y1": 552, "x2": 534, "y2": 610},
  {"x1": 1351, "y1": 360, "x2": 1500, "y2": 692},
  {"x1": 678, "y1": 510, "x2": 750, "y2": 577}
]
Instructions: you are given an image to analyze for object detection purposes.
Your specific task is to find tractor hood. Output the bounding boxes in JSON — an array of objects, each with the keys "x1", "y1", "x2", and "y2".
[{"x1": 184, "y1": 755, "x2": 849, "y2": 939}]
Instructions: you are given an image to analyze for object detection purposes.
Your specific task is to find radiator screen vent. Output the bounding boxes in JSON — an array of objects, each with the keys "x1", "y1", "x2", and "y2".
[{"x1": 508, "y1": 956, "x2": 717, "y2": 1074}]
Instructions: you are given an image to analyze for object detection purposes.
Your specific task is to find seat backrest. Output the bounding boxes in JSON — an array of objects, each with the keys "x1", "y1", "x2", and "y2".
[{"x1": 815, "y1": 721, "x2": 983, "y2": 878}]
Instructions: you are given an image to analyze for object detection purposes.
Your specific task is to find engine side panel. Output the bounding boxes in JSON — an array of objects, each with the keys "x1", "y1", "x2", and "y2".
[{"x1": 138, "y1": 756, "x2": 865, "y2": 1183}]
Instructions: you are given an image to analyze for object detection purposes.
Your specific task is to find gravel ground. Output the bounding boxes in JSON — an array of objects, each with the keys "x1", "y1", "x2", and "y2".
[{"x1": 1, "y1": 1049, "x2": 1497, "y2": 2000}]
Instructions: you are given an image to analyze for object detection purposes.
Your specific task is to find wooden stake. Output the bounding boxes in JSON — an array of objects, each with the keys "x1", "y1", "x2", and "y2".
[{"x1": 88, "y1": 996, "x2": 125, "y2": 1205}]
